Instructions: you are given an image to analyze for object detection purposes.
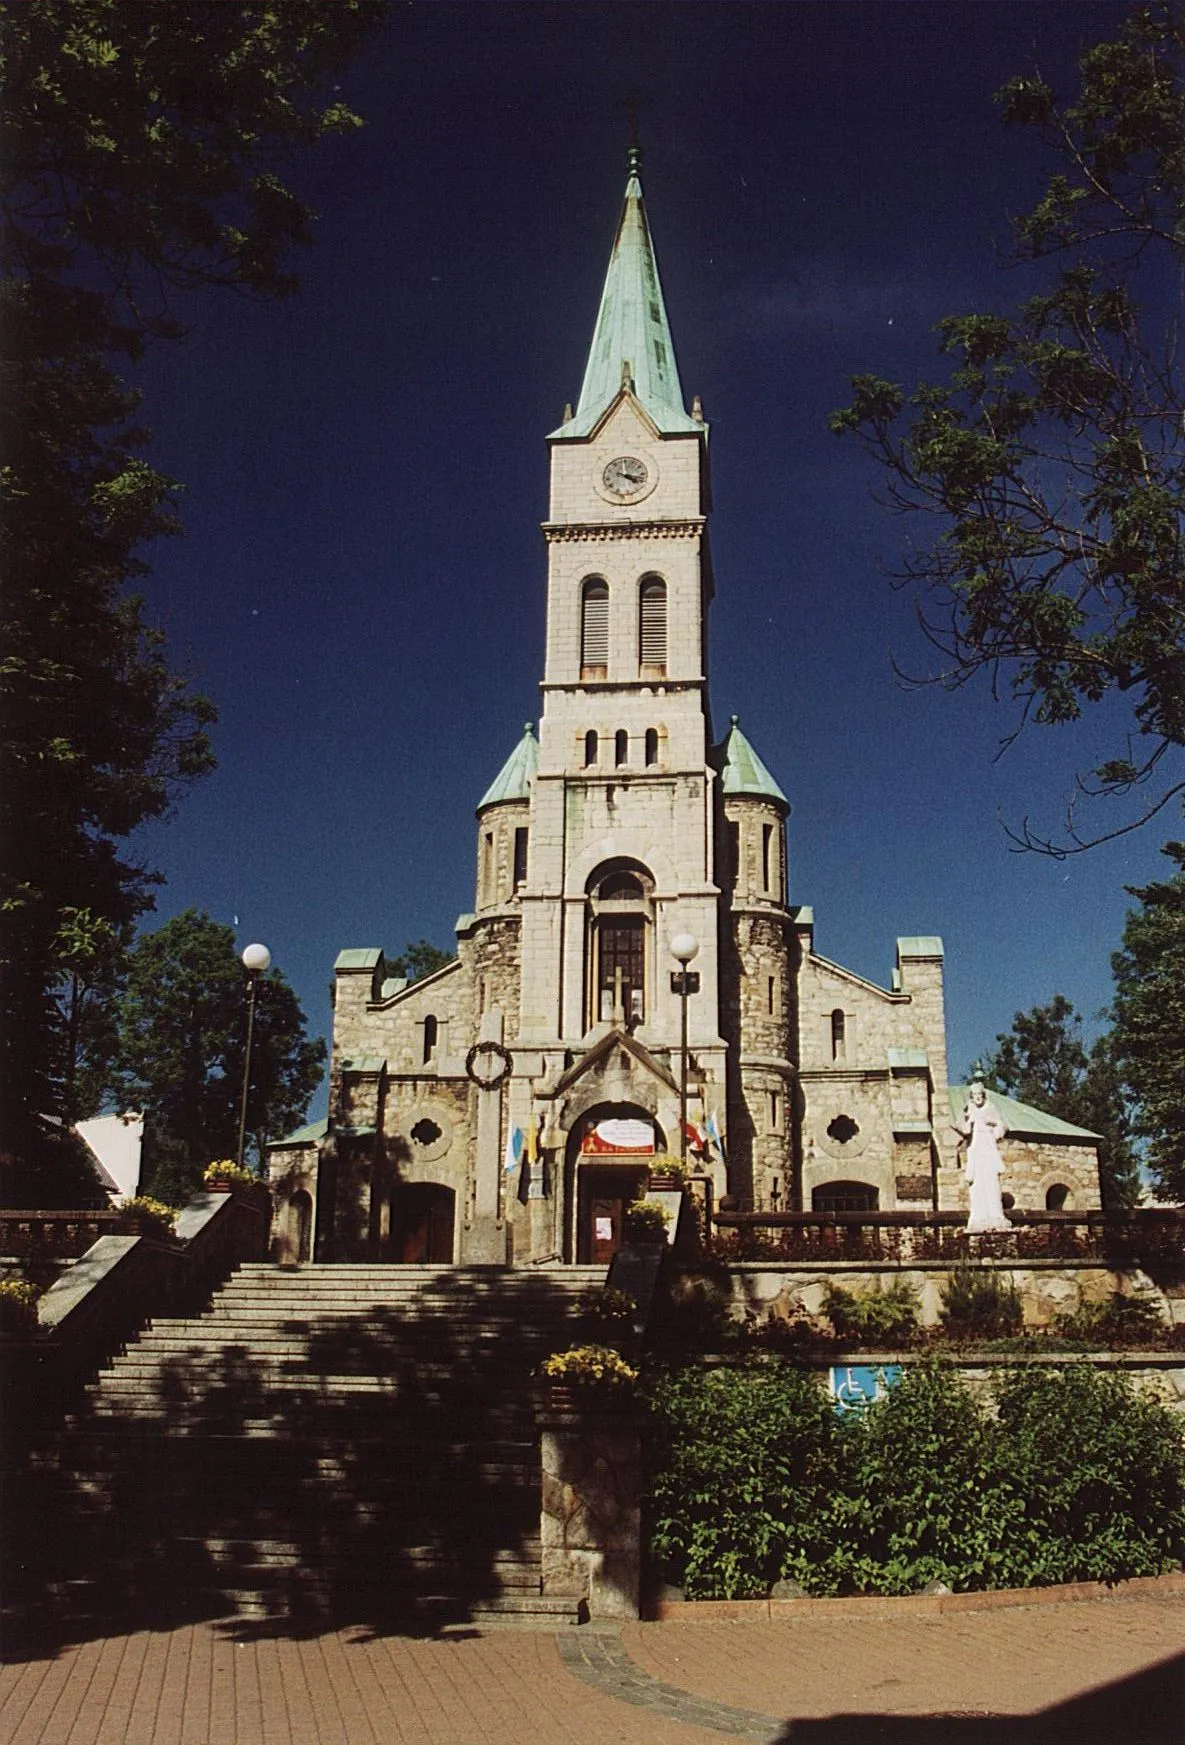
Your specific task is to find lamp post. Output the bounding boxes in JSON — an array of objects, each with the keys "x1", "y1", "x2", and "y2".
[
  {"x1": 670, "y1": 932, "x2": 700, "y2": 1166},
  {"x1": 236, "y1": 942, "x2": 271, "y2": 1172}
]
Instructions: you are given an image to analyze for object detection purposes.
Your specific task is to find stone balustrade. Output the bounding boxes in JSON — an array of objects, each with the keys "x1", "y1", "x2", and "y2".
[{"x1": 708, "y1": 1208, "x2": 1185, "y2": 1266}]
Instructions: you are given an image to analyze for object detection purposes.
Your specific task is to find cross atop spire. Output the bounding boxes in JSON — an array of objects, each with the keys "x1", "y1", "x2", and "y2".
[{"x1": 550, "y1": 147, "x2": 702, "y2": 440}]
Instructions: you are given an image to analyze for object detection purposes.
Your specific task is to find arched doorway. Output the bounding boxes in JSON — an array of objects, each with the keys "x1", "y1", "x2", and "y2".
[
  {"x1": 566, "y1": 1101, "x2": 667, "y2": 1263},
  {"x1": 394, "y1": 1183, "x2": 455, "y2": 1263},
  {"x1": 291, "y1": 1189, "x2": 313, "y2": 1263}
]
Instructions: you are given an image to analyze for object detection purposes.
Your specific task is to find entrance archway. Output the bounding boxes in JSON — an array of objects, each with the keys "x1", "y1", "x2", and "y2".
[
  {"x1": 394, "y1": 1183, "x2": 455, "y2": 1263},
  {"x1": 565, "y1": 1102, "x2": 667, "y2": 1263},
  {"x1": 291, "y1": 1189, "x2": 313, "y2": 1263}
]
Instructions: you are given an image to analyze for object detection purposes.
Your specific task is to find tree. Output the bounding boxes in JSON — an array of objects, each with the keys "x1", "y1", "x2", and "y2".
[
  {"x1": 1111, "y1": 843, "x2": 1185, "y2": 1201},
  {"x1": 0, "y1": 1, "x2": 383, "y2": 1161},
  {"x1": 832, "y1": 6, "x2": 1184, "y2": 855},
  {"x1": 98, "y1": 910, "x2": 325, "y2": 1203},
  {"x1": 389, "y1": 940, "x2": 454, "y2": 983},
  {"x1": 979, "y1": 993, "x2": 1141, "y2": 1208}
]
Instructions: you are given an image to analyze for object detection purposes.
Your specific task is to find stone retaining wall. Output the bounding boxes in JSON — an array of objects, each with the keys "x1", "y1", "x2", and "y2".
[{"x1": 675, "y1": 1258, "x2": 1185, "y2": 1333}]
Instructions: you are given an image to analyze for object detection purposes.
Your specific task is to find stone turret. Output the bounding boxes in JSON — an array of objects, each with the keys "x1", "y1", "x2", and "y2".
[{"x1": 716, "y1": 717, "x2": 795, "y2": 1210}]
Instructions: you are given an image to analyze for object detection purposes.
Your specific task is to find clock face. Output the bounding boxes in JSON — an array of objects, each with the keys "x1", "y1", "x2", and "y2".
[{"x1": 601, "y1": 455, "x2": 649, "y2": 498}]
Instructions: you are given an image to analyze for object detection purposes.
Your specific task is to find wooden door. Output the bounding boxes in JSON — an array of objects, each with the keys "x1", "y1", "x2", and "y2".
[
  {"x1": 397, "y1": 1184, "x2": 455, "y2": 1263},
  {"x1": 588, "y1": 1194, "x2": 622, "y2": 1264}
]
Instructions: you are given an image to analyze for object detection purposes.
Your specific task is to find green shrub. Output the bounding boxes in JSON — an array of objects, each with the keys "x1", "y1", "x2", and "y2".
[
  {"x1": 823, "y1": 1281, "x2": 920, "y2": 1347},
  {"x1": 0, "y1": 1277, "x2": 41, "y2": 1337},
  {"x1": 827, "y1": 1360, "x2": 1018, "y2": 1595},
  {"x1": 939, "y1": 1265, "x2": 1023, "y2": 1340},
  {"x1": 643, "y1": 1357, "x2": 1185, "y2": 1599},
  {"x1": 624, "y1": 1201, "x2": 669, "y2": 1244},
  {"x1": 645, "y1": 1363, "x2": 851, "y2": 1599},
  {"x1": 658, "y1": 1276, "x2": 739, "y2": 1350},
  {"x1": 1054, "y1": 1290, "x2": 1166, "y2": 1347},
  {"x1": 993, "y1": 1365, "x2": 1185, "y2": 1584}
]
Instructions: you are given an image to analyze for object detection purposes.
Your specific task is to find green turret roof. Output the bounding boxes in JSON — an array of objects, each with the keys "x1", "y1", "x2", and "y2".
[
  {"x1": 478, "y1": 721, "x2": 538, "y2": 809},
  {"x1": 716, "y1": 716, "x2": 788, "y2": 805},
  {"x1": 551, "y1": 147, "x2": 702, "y2": 440}
]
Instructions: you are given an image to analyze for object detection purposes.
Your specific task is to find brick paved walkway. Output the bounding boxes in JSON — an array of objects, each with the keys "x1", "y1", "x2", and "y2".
[{"x1": 2, "y1": 1589, "x2": 1183, "y2": 1745}]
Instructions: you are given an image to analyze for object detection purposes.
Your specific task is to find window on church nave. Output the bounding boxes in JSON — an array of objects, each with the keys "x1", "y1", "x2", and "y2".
[
  {"x1": 581, "y1": 577, "x2": 609, "y2": 677},
  {"x1": 831, "y1": 1008, "x2": 846, "y2": 1061},
  {"x1": 513, "y1": 827, "x2": 528, "y2": 889},
  {"x1": 615, "y1": 729, "x2": 628, "y2": 766},
  {"x1": 639, "y1": 576, "x2": 667, "y2": 675},
  {"x1": 645, "y1": 727, "x2": 659, "y2": 766},
  {"x1": 584, "y1": 729, "x2": 599, "y2": 766}
]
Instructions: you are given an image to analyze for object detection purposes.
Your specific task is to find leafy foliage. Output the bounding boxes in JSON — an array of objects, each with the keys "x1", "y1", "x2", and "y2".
[
  {"x1": 979, "y1": 994, "x2": 1140, "y2": 1207},
  {"x1": 1054, "y1": 1289, "x2": 1167, "y2": 1347},
  {"x1": 96, "y1": 910, "x2": 324, "y2": 1202},
  {"x1": 823, "y1": 1281, "x2": 920, "y2": 1347},
  {"x1": 1112, "y1": 843, "x2": 1185, "y2": 1199},
  {"x1": 993, "y1": 1365, "x2": 1185, "y2": 1583},
  {"x1": 538, "y1": 1344, "x2": 638, "y2": 1390},
  {"x1": 624, "y1": 1201, "x2": 670, "y2": 1243},
  {"x1": 645, "y1": 1363, "x2": 852, "y2": 1599},
  {"x1": 0, "y1": 1, "x2": 382, "y2": 1164},
  {"x1": 388, "y1": 940, "x2": 455, "y2": 983},
  {"x1": 939, "y1": 1265, "x2": 1023, "y2": 1340},
  {"x1": 831, "y1": 6, "x2": 1185, "y2": 854},
  {"x1": 645, "y1": 1360, "x2": 1185, "y2": 1599},
  {"x1": 0, "y1": 1277, "x2": 41, "y2": 1337}
]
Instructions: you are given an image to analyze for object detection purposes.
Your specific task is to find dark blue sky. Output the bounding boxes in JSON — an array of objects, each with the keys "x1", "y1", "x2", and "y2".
[{"x1": 130, "y1": 0, "x2": 1165, "y2": 1119}]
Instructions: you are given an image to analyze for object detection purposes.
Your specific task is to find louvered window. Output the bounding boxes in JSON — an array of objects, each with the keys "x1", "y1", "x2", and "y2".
[
  {"x1": 639, "y1": 577, "x2": 667, "y2": 673},
  {"x1": 581, "y1": 578, "x2": 609, "y2": 674}
]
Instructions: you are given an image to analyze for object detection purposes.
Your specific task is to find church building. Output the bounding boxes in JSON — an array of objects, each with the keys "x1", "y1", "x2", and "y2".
[{"x1": 269, "y1": 151, "x2": 1102, "y2": 1266}]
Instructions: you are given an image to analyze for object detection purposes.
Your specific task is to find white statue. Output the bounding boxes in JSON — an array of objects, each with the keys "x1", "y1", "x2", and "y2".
[{"x1": 957, "y1": 1081, "x2": 1010, "y2": 1233}]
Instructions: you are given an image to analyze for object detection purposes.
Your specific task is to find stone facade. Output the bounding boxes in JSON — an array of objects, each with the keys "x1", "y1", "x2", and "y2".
[{"x1": 269, "y1": 154, "x2": 1102, "y2": 1266}]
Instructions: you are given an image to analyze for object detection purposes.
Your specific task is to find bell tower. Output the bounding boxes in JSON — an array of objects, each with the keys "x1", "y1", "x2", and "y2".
[{"x1": 516, "y1": 149, "x2": 724, "y2": 1069}]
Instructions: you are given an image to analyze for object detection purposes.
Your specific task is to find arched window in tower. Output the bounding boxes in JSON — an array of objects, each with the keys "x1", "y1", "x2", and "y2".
[
  {"x1": 584, "y1": 729, "x2": 599, "y2": 767},
  {"x1": 581, "y1": 577, "x2": 609, "y2": 677},
  {"x1": 615, "y1": 729, "x2": 628, "y2": 767},
  {"x1": 644, "y1": 727, "x2": 659, "y2": 766},
  {"x1": 639, "y1": 576, "x2": 667, "y2": 676},
  {"x1": 585, "y1": 861, "x2": 654, "y2": 1030},
  {"x1": 422, "y1": 1014, "x2": 438, "y2": 1064},
  {"x1": 830, "y1": 1008, "x2": 846, "y2": 1062}
]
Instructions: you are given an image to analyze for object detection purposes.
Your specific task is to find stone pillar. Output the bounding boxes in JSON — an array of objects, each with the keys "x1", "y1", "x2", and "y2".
[
  {"x1": 470, "y1": 1010, "x2": 506, "y2": 1262},
  {"x1": 538, "y1": 1404, "x2": 643, "y2": 1620}
]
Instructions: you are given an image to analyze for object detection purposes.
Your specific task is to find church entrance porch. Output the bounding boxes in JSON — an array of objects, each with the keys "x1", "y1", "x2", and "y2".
[{"x1": 577, "y1": 1163, "x2": 650, "y2": 1263}]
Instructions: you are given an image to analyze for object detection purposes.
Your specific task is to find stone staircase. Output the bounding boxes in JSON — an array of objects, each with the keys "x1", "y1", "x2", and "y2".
[{"x1": 15, "y1": 1263, "x2": 606, "y2": 1637}]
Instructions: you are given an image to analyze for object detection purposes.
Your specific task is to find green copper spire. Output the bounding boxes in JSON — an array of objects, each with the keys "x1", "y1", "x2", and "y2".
[
  {"x1": 478, "y1": 722, "x2": 538, "y2": 809},
  {"x1": 717, "y1": 716, "x2": 789, "y2": 805},
  {"x1": 551, "y1": 148, "x2": 702, "y2": 439}
]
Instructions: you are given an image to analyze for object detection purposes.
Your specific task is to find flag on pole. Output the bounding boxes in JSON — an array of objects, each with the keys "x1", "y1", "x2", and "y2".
[
  {"x1": 503, "y1": 1125, "x2": 524, "y2": 1174},
  {"x1": 705, "y1": 1110, "x2": 726, "y2": 1167}
]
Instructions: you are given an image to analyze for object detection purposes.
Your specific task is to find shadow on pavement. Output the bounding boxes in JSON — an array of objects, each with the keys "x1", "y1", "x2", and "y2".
[{"x1": 774, "y1": 1647, "x2": 1185, "y2": 1744}]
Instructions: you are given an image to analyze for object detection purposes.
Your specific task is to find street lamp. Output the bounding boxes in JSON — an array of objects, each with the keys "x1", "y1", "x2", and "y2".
[
  {"x1": 236, "y1": 942, "x2": 271, "y2": 1172},
  {"x1": 670, "y1": 932, "x2": 700, "y2": 1166}
]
